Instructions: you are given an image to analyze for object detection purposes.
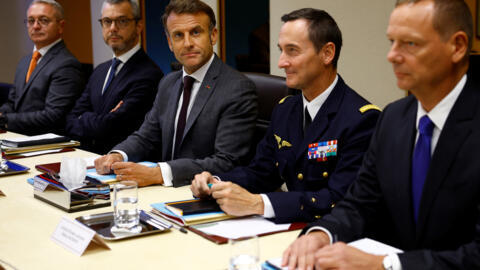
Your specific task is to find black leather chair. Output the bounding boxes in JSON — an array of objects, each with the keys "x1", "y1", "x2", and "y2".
[
  {"x1": 243, "y1": 72, "x2": 300, "y2": 161},
  {"x1": 0, "y1": 83, "x2": 12, "y2": 106}
]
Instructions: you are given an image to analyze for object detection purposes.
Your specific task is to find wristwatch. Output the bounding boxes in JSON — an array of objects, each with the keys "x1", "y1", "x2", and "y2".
[{"x1": 382, "y1": 254, "x2": 394, "y2": 270}]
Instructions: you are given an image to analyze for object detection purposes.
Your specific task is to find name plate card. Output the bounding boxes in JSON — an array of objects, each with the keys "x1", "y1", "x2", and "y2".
[{"x1": 51, "y1": 216, "x2": 110, "y2": 256}]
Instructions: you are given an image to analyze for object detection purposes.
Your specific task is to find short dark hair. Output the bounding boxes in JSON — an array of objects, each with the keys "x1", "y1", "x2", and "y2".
[
  {"x1": 396, "y1": 0, "x2": 473, "y2": 59},
  {"x1": 103, "y1": 0, "x2": 141, "y2": 19},
  {"x1": 281, "y1": 8, "x2": 342, "y2": 68},
  {"x1": 162, "y1": 0, "x2": 216, "y2": 35}
]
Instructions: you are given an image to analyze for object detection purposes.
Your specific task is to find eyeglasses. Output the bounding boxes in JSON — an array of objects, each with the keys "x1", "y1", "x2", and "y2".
[
  {"x1": 24, "y1": 17, "x2": 56, "y2": 27},
  {"x1": 98, "y1": 17, "x2": 138, "y2": 28}
]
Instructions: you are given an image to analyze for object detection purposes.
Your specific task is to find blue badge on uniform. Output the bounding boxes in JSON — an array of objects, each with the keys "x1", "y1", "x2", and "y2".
[{"x1": 308, "y1": 140, "x2": 337, "y2": 161}]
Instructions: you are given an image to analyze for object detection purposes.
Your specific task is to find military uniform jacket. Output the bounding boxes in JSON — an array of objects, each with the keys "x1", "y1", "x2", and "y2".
[{"x1": 219, "y1": 76, "x2": 380, "y2": 223}]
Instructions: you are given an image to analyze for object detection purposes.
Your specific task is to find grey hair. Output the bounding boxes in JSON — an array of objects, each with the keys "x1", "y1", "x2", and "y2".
[
  {"x1": 30, "y1": 0, "x2": 64, "y2": 19},
  {"x1": 102, "y1": 0, "x2": 141, "y2": 19}
]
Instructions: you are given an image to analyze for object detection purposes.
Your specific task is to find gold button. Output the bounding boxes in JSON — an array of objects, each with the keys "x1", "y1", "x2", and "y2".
[
  {"x1": 275, "y1": 162, "x2": 279, "y2": 167},
  {"x1": 331, "y1": 203, "x2": 336, "y2": 208},
  {"x1": 315, "y1": 215, "x2": 321, "y2": 219},
  {"x1": 322, "y1": 172, "x2": 328, "y2": 178},
  {"x1": 311, "y1": 197, "x2": 316, "y2": 203},
  {"x1": 300, "y1": 205, "x2": 304, "y2": 210},
  {"x1": 297, "y1": 173, "x2": 304, "y2": 180}
]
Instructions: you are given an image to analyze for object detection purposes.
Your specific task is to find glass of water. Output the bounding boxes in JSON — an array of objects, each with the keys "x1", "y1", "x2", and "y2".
[
  {"x1": 111, "y1": 180, "x2": 141, "y2": 234},
  {"x1": 229, "y1": 236, "x2": 260, "y2": 270}
]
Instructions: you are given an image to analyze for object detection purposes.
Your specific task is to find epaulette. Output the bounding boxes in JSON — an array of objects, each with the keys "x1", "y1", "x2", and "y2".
[
  {"x1": 278, "y1": 95, "x2": 292, "y2": 104},
  {"x1": 359, "y1": 104, "x2": 381, "y2": 114}
]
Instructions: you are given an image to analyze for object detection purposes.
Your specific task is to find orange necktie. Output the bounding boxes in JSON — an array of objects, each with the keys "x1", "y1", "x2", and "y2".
[{"x1": 25, "y1": 51, "x2": 42, "y2": 82}]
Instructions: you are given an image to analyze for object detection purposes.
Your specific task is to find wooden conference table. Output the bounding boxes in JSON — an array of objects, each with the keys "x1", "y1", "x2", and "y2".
[{"x1": 0, "y1": 132, "x2": 298, "y2": 270}]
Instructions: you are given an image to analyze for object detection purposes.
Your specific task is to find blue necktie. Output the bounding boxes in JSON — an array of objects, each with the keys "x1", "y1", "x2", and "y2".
[
  {"x1": 411, "y1": 115, "x2": 434, "y2": 222},
  {"x1": 103, "y1": 58, "x2": 121, "y2": 94}
]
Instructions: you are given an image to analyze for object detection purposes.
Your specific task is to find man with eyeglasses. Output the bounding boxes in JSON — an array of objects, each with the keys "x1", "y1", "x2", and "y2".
[
  {"x1": 95, "y1": 0, "x2": 257, "y2": 188},
  {"x1": 0, "y1": 0, "x2": 85, "y2": 135},
  {"x1": 65, "y1": 0, "x2": 163, "y2": 154}
]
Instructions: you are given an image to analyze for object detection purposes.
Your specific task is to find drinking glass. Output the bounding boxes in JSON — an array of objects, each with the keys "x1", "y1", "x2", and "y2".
[
  {"x1": 111, "y1": 180, "x2": 141, "y2": 234},
  {"x1": 229, "y1": 236, "x2": 260, "y2": 270}
]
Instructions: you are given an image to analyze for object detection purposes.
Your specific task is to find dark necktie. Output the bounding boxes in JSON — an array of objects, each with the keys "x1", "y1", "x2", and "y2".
[
  {"x1": 103, "y1": 58, "x2": 121, "y2": 94},
  {"x1": 411, "y1": 115, "x2": 434, "y2": 223},
  {"x1": 174, "y1": 76, "x2": 195, "y2": 157},
  {"x1": 304, "y1": 107, "x2": 312, "y2": 133}
]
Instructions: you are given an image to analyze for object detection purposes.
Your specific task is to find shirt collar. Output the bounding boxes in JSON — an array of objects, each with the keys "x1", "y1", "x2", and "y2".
[
  {"x1": 113, "y1": 43, "x2": 141, "y2": 64},
  {"x1": 416, "y1": 74, "x2": 467, "y2": 131},
  {"x1": 302, "y1": 74, "x2": 339, "y2": 119},
  {"x1": 182, "y1": 54, "x2": 215, "y2": 83},
  {"x1": 34, "y1": 38, "x2": 62, "y2": 57}
]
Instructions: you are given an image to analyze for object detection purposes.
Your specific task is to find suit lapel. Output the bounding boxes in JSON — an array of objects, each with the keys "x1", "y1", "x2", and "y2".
[
  {"x1": 390, "y1": 97, "x2": 417, "y2": 245},
  {"x1": 16, "y1": 42, "x2": 63, "y2": 108},
  {"x1": 416, "y1": 78, "x2": 477, "y2": 239},
  {"x1": 162, "y1": 73, "x2": 183, "y2": 160},
  {"x1": 101, "y1": 50, "x2": 144, "y2": 109},
  {"x1": 294, "y1": 78, "x2": 346, "y2": 161},
  {"x1": 181, "y1": 56, "x2": 220, "y2": 141}
]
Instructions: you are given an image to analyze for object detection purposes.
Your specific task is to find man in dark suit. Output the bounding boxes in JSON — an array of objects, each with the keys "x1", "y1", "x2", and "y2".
[
  {"x1": 94, "y1": 0, "x2": 257, "y2": 187},
  {"x1": 282, "y1": 1, "x2": 480, "y2": 269},
  {"x1": 65, "y1": 0, "x2": 163, "y2": 154},
  {"x1": 0, "y1": 0, "x2": 85, "y2": 135},
  {"x1": 191, "y1": 9, "x2": 380, "y2": 223}
]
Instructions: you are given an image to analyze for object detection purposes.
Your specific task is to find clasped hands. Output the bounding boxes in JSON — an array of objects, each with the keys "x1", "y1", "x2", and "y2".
[
  {"x1": 94, "y1": 153, "x2": 164, "y2": 186},
  {"x1": 280, "y1": 230, "x2": 385, "y2": 270},
  {"x1": 191, "y1": 171, "x2": 265, "y2": 216}
]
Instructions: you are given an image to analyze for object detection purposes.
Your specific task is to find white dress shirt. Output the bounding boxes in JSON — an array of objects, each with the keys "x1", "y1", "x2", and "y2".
[
  {"x1": 102, "y1": 43, "x2": 141, "y2": 92},
  {"x1": 34, "y1": 38, "x2": 62, "y2": 64},
  {"x1": 113, "y1": 54, "x2": 215, "y2": 187},
  {"x1": 260, "y1": 75, "x2": 339, "y2": 218},
  {"x1": 306, "y1": 74, "x2": 467, "y2": 270}
]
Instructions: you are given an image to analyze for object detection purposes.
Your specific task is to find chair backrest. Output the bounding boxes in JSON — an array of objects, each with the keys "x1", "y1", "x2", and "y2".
[
  {"x1": 243, "y1": 72, "x2": 300, "y2": 162},
  {"x1": 0, "y1": 83, "x2": 12, "y2": 106}
]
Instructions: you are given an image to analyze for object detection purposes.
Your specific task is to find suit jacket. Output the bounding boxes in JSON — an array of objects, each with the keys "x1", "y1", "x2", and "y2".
[
  {"x1": 304, "y1": 75, "x2": 480, "y2": 269},
  {"x1": 219, "y1": 76, "x2": 380, "y2": 223},
  {"x1": 0, "y1": 41, "x2": 85, "y2": 135},
  {"x1": 65, "y1": 49, "x2": 163, "y2": 154},
  {"x1": 113, "y1": 55, "x2": 258, "y2": 187}
]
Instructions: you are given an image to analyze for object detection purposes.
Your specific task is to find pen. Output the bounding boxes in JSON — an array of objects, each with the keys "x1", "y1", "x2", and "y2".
[{"x1": 148, "y1": 210, "x2": 188, "y2": 234}]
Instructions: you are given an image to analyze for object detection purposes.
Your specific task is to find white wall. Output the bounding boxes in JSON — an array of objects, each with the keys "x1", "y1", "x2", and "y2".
[
  {"x1": 90, "y1": 0, "x2": 112, "y2": 67},
  {"x1": 0, "y1": 0, "x2": 33, "y2": 83},
  {"x1": 270, "y1": 0, "x2": 405, "y2": 108}
]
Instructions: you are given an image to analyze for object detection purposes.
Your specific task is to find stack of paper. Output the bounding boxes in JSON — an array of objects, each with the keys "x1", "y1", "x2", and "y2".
[
  {"x1": 1, "y1": 133, "x2": 80, "y2": 155},
  {"x1": 150, "y1": 199, "x2": 232, "y2": 226}
]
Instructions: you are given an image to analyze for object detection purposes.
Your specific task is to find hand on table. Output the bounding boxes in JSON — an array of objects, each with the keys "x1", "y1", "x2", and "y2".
[
  {"x1": 191, "y1": 171, "x2": 220, "y2": 198},
  {"x1": 112, "y1": 162, "x2": 163, "y2": 187},
  {"x1": 282, "y1": 231, "x2": 385, "y2": 270},
  {"x1": 211, "y1": 181, "x2": 264, "y2": 216},
  {"x1": 94, "y1": 153, "x2": 123, "y2": 174}
]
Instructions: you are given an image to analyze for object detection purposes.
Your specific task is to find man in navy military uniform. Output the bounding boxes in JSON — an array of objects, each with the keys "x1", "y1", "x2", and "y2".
[{"x1": 191, "y1": 8, "x2": 380, "y2": 223}]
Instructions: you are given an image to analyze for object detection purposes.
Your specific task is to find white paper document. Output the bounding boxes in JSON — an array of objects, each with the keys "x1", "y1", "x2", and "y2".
[
  {"x1": 192, "y1": 216, "x2": 290, "y2": 239},
  {"x1": 4, "y1": 133, "x2": 61, "y2": 143},
  {"x1": 17, "y1": 149, "x2": 64, "y2": 157}
]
